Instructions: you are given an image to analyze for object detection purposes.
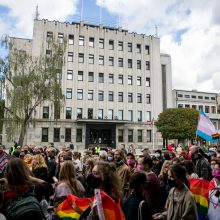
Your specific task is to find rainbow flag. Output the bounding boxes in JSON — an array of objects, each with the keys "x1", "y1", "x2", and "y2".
[
  {"x1": 196, "y1": 110, "x2": 218, "y2": 142},
  {"x1": 188, "y1": 178, "x2": 209, "y2": 220}
]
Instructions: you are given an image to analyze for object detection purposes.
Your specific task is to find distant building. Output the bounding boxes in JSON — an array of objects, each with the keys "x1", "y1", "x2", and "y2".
[
  {"x1": 3, "y1": 19, "x2": 172, "y2": 149},
  {"x1": 173, "y1": 89, "x2": 220, "y2": 132}
]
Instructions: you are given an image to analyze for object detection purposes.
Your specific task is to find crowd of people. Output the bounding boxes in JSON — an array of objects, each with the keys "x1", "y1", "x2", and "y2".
[{"x1": 0, "y1": 142, "x2": 219, "y2": 220}]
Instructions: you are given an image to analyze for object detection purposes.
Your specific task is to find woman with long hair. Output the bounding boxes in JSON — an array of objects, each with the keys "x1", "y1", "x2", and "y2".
[{"x1": 32, "y1": 154, "x2": 48, "y2": 181}]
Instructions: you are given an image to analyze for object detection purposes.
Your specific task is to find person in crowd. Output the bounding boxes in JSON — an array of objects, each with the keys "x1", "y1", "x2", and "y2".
[
  {"x1": 211, "y1": 157, "x2": 219, "y2": 171},
  {"x1": 84, "y1": 158, "x2": 95, "y2": 178},
  {"x1": 152, "y1": 150, "x2": 164, "y2": 176},
  {"x1": 139, "y1": 156, "x2": 161, "y2": 214},
  {"x1": 122, "y1": 172, "x2": 152, "y2": 220},
  {"x1": 55, "y1": 150, "x2": 66, "y2": 178},
  {"x1": 22, "y1": 145, "x2": 31, "y2": 155},
  {"x1": 0, "y1": 144, "x2": 8, "y2": 178},
  {"x1": 128, "y1": 144, "x2": 136, "y2": 155},
  {"x1": 216, "y1": 148, "x2": 220, "y2": 158},
  {"x1": 176, "y1": 144, "x2": 183, "y2": 157},
  {"x1": 170, "y1": 157, "x2": 181, "y2": 165},
  {"x1": 45, "y1": 147, "x2": 57, "y2": 183},
  {"x1": 152, "y1": 164, "x2": 198, "y2": 220},
  {"x1": 73, "y1": 152, "x2": 83, "y2": 173},
  {"x1": 182, "y1": 160, "x2": 199, "y2": 178},
  {"x1": 119, "y1": 143, "x2": 127, "y2": 156},
  {"x1": 23, "y1": 153, "x2": 33, "y2": 170},
  {"x1": 126, "y1": 153, "x2": 136, "y2": 176},
  {"x1": 54, "y1": 160, "x2": 85, "y2": 206},
  {"x1": 142, "y1": 148, "x2": 150, "y2": 157},
  {"x1": 32, "y1": 154, "x2": 48, "y2": 181},
  {"x1": 207, "y1": 159, "x2": 220, "y2": 220},
  {"x1": 107, "y1": 151, "x2": 114, "y2": 162},
  {"x1": 99, "y1": 150, "x2": 108, "y2": 161},
  {"x1": 114, "y1": 150, "x2": 130, "y2": 197},
  {"x1": 190, "y1": 146, "x2": 212, "y2": 180}
]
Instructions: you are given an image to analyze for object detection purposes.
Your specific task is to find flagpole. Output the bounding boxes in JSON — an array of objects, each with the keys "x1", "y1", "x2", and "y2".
[{"x1": 152, "y1": 122, "x2": 155, "y2": 150}]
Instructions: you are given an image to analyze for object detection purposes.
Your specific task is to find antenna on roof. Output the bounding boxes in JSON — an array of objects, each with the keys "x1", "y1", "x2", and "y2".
[
  {"x1": 80, "y1": 0, "x2": 84, "y2": 22},
  {"x1": 99, "y1": 0, "x2": 104, "y2": 25},
  {"x1": 118, "y1": 1, "x2": 121, "y2": 28},
  {"x1": 35, "y1": 5, "x2": 40, "y2": 20},
  {"x1": 155, "y1": 25, "x2": 158, "y2": 37}
]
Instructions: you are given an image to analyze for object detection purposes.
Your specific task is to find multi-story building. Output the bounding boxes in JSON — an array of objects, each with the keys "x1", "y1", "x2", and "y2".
[
  {"x1": 173, "y1": 89, "x2": 220, "y2": 132},
  {"x1": 3, "y1": 19, "x2": 172, "y2": 149}
]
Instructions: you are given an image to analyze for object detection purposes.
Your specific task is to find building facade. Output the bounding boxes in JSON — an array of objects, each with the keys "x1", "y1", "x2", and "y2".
[
  {"x1": 173, "y1": 89, "x2": 220, "y2": 132},
  {"x1": 3, "y1": 19, "x2": 172, "y2": 149}
]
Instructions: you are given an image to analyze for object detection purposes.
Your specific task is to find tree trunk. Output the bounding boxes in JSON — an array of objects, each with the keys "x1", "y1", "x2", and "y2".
[{"x1": 18, "y1": 121, "x2": 27, "y2": 147}]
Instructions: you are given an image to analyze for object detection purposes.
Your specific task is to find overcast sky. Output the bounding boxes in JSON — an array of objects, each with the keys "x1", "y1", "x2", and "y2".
[{"x1": 0, "y1": 0, "x2": 220, "y2": 92}]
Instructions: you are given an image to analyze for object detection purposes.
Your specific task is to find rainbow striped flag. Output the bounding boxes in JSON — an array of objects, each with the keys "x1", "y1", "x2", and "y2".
[
  {"x1": 196, "y1": 110, "x2": 218, "y2": 142},
  {"x1": 189, "y1": 178, "x2": 209, "y2": 220}
]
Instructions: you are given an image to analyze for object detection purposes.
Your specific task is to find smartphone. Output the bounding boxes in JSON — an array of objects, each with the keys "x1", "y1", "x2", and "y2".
[{"x1": 52, "y1": 176, "x2": 58, "y2": 183}]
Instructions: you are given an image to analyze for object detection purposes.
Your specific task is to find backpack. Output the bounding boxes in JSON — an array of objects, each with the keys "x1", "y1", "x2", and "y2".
[{"x1": 5, "y1": 185, "x2": 44, "y2": 220}]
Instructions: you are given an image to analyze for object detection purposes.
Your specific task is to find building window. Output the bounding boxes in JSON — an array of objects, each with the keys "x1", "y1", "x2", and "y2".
[
  {"x1": 89, "y1": 54, "x2": 94, "y2": 64},
  {"x1": 66, "y1": 107, "x2": 72, "y2": 119},
  {"x1": 79, "y1": 36, "x2": 84, "y2": 46},
  {"x1": 99, "y1": 73, "x2": 104, "y2": 83},
  {"x1": 118, "y1": 129, "x2": 124, "y2": 142},
  {"x1": 43, "y1": 106, "x2": 49, "y2": 119},
  {"x1": 128, "y1": 76, "x2": 132, "y2": 85},
  {"x1": 98, "y1": 91, "x2": 104, "y2": 101},
  {"x1": 109, "y1": 91, "x2": 114, "y2": 101},
  {"x1": 211, "y1": 97, "x2": 216, "y2": 100},
  {"x1": 78, "y1": 53, "x2": 84, "y2": 63},
  {"x1": 58, "y1": 33, "x2": 64, "y2": 43},
  {"x1": 65, "y1": 128, "x2": 71, "y2": 142},
  {"x1": 205, "y1": 106, "x2": 210, "y2": 113},
  {"x1": 99, "y1": 38, "x2": 104, "y2": 49},
  {"x1": 137, "y1": 60, "x2": 141, "y2": 69},
  {"x1": 77, "y1": 108, "x2": 83, "y2": 119},
  {"x1": 118, "y1": 75, "x2": 123, "y2": 84},
  {"x1": 138, "y1": 130, "x2": 143, "y2": 142},
  {"x1": 128, "y1": 42, "x2": 132, "y2": 52},
  {"x1": 205, "y1": 96, "x2": 209, "y2": 100},
  {"x1": 178, "y1": 94, "x2": 183, "y2": 97},
  {"x1": 146, "y1": 61, "x2": 150, "y2": 70},
  {"x1": 145, "y1": 45, "x2": 150, "y2": 54},
  {"x1": 211, "y1": 106, "x2": 216, "y2": 114},
  {"x1": 76, "y1": 129, "x2": 82, "y2": 142},
  {"x1": 137, "y1": 111, "x2": 142, "y2": 122},
  {"x1": 118, "y1": 92, "x2": 123, "y2": 102},
  {"x1": 78, "y1": 71, "x2": 83, "y2": 81},
  {"x1": 67, "y1": 70, "x2": 73, "y2": 80},
  {"x1": 68, "y1": 52, "x2": 73, "y2": 62},
  {"x1": 42, "y1": 128, "x2": 48, "y2": 142},
  {"x1": 46, "y1": 49, "x2": 52, "y2": 56},
  {"x1": 137, "y1": 44, "x2": 141, "y2": 53},
  {"x1": 192, "y1": 105, "x2": 197, "y2": 109},
  {"x1": 98, "y1": 109, "x2": 103, "y2": 119},
  {"x1": 109, "y1": 74, "x2": 114, "y2": 84},
  {"x1": 66, "y1": 88, "x2": 72, "y2": 99},
  {"x1": 128, "y1": 93, "x2": 133, "y2": 103},
  {"x1": 128, "y1": 110, "x2": 133, "y2": 121},
  {"x1": 88, "y1": 72, "x2": 94, "y2": 82},
  {"x1": 185, "y1": 104, "x2": 190, "y2": 108},
  {"x1": 89, "y1": 37, "x2": 94, "y2": 47},
  {"x1": 147, "y1": 130, "x2": 151, "y2": 142},
  {"x1": 146, "y1": 77, "x2": 150, "y2": 87},
  {"x1": 88, "y1": 90, "x2": 93, "y2": 100},
  {"x1": 137, "y1": 93, "x2": 142, "y2": 103},
  {"x1": 128, "y1": 59, "x2": 132, "y2": 68},
  {"x1": 109, "y1": 57, "x2": 114, "y2": 66},
  {"x1": 185, "y1": 95, "x2": 190, "y2": 98},
  {"x1": 128, "y1": 130, "x2": 133, "y2": 142},
  {"x1": 198, "y1": 96, "x2": 203, "y2": 99},
  {"x1": 108, "y1": 109, "x2": 113, "y2": 120},
  {"x1": 77, "y1": 89, "x2": 83, "y2": 100},
  {"x1": 191, "y1": 95, "x2": 196, "y2": 99},
  {"x1": 146, "y1": 111, "x2": 151, "y2": 122},
  {"x1": 118, "y1": 58, "x2": 123, "y2": 67},
  {"x1": 54, "y1": 128, "x2": 60, "y2": 142},
  {"x1": 118, "y1": 110, "x2": 123, "y2": 120},
  {"x1": 137, "y1": 76, "x2": 142, "y2": 86},
  {"x1": 109, "y1": 40, "x2": 114, "y2": 50},
  {"x1": 199, "y1": 105, "x2": 203, "y2": 111},
  {"x1": 46, "y1": 31, "x2": 53, "y2": 41},
  {"x1": 99, "y1": 55, "x2": 104, "y2": 65},
  {"x1": 146, "y1": 94, "x2": 151, "y2": 104},
  {"x1": 68, "y1": 34, "x2": 74, "y2": 45},
  {"x1": 88, "y1": 108, "x2": 93, "y2": 119},
  {"x1": 118, "y1": 41, "x2": 123, "y2": 51},
  {"x1": 178, "y1": 104, "x2": 183, "y2": 108}
]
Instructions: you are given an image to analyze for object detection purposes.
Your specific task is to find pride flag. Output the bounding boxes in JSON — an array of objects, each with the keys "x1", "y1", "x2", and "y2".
[
  {"x1": 188, "y1": 178, "x2": 209, "y2": 220},
  {"x1": 196, "y1": 110, "x2": 218, "y2": 142}
]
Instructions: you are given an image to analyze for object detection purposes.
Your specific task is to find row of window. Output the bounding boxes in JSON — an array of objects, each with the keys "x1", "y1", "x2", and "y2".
[
  {"x1": 177, "y1": 93, "x2": 216, "y2": 100},
  {"x1": 43, "y1": 106, "x2": 152, "y2": 122},
  {"x1": 42, "y1": 127, "x2": 152, "y2": 143},
  {"x1": 65, "y1": 71, "x2": 151, "y2": 86},
  {"x1": 178, "y1": 104, "x2": 217, "y2": 114},
  {"x1": 46, "y1": 32, "x2": 150, "y2": 54},
  {"x1": 66, "y1": 89, "x2": 151, "y2": 103}
]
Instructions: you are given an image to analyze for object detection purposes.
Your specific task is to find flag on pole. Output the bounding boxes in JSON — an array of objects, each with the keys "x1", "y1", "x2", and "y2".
[
  {"x1": 196, "y1": 110, "x2": 218, "y2": 142},
  {"x1": 150, "y1": 118, "x2": 155, "y2": 126}
]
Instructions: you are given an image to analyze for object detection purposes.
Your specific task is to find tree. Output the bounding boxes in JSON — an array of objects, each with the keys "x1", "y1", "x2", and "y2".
[
  {"x1": 155, "y1": 108, "x2": 199, "y2": 142},
  {"x1": 0, "y1": 100, "x2": 4, "y2": 134},
  {"x1": 0, "y1": 38, "x2": 66, "y2": 146}
]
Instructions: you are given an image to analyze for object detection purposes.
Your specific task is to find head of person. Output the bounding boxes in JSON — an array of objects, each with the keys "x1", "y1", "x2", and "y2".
[
  {"x1": 5, "y1": 158, "x2": 32, "y2": 187},
  {"x1": 61, "y1": 145, "x2": 67, "y2": 152},
  {"x1": 46, "y1": 147, "x2": 56, "y2": 158},
  {"x1": 126, "y1": 153, "x2": 136, "y2": 167},
  {"x1": 107, "y1": 151, "x2": 114, "y2": 162},
  {"x1": 182, "y1": 160, "x2": 196, "y2": 175},
  {"x1": 217, "y1": 148, "x2": 220, "y2": 159},
  {"x1": 114, "y1": 150, "x2": 124, "y2": 163},
  {"x1": 23, "y1": 145, "x2": 29, "y2": 154},
  {"x1": 139, "y1": 156, "x2": 153, "y2": 172},
  {"x1": 212, "y1": 159, "x2": 220, "y2": 179},
  {"x1": 129, "y1": 171, "x2": 148, "y2": 195},
  {"x1": 73, "y1": 152, "x2": 79, "y2": 160},
  {"x1": 64, "y1": 151, "x2": 73, "y2": 161},
  {"x1": 171, "y1": 157, "x2": 181, "y2": 165},
  {"x1": 92, "y1": 161, "x2": 121, "y2": 198},
  {"x1": 142, "y1": 148, "x2": 150, "y2": 157},
  {"x1": 189, "y1": 146, "x2": 200, "y2": 160},
  {"x1": 57, "y1": 151, "x2": 66, "y2": 164},
  {"x1": 167, "y1": 164, "x2": 186, "y2": 189},
  {"x1": 210, "y1": 158, "x2": 218, "y2": 170},
  {"x1": 85, "y1": 158, "x2": 95, "y2": 174},
  {"x1": 32, "y1": 154, "x2": 47, "y2": 170},
  {"x1": 161, "y1": 161, "x2": 171, "y2": 176},
  {"x1": 99, "y1": 150, "x2": 108, "y2": 161}
]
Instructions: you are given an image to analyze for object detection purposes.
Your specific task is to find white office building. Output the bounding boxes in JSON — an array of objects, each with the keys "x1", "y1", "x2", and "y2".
[{"x1": 3, "y1": 19, "x2": 173, "y2": 149}]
